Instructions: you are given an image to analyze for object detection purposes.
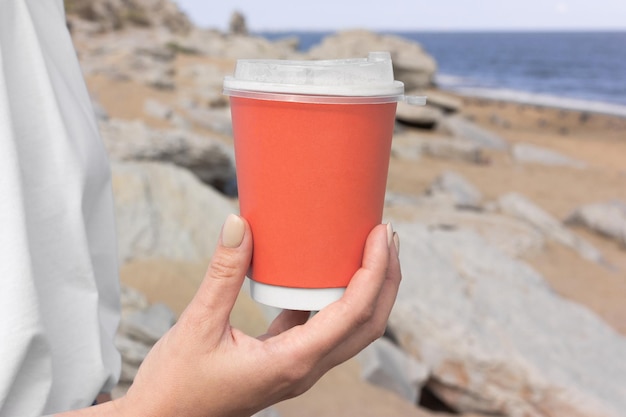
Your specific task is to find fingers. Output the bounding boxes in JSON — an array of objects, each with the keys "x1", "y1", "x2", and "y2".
[
  {"x1": 322, "y1": 230, "x2": 402, "y2": 367},
  {"x1": 185, "y1": 214, "x2": 252, "y2": 333},
  {"x1": 272, "y1": 223, "x2": 394, "y2": 363}
]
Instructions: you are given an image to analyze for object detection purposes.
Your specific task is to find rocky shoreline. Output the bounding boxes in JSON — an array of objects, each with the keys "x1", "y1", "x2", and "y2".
[{"x1": 65, "y1": 2, "x2": 626, "y2": 416}]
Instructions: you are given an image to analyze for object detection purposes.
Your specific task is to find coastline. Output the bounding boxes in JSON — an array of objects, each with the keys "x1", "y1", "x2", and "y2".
[
  {"x1": 435, "y1": 82, "x2": 626, "y2": 118},
  {"x1": 259, "y1": 30, "x2": 626, "y2": 119}
]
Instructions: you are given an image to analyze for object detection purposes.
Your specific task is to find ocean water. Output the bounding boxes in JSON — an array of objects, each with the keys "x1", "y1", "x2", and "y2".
[{"x1": 258, "y1": 31, "x2": 626, "y2": 116}]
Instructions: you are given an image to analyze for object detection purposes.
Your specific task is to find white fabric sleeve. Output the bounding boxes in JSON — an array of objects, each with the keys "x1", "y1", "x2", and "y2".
[{"x1": 0, "y1": 0, "x2": 121, "y2": 415}]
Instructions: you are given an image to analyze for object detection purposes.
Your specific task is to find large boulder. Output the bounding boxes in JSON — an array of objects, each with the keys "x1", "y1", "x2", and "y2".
[
  {"x1": 566, "y1": 200, "x2": 626, "y2": 247},
  {"x1": 426, "y1": 171, "x2": 483, "y2": 210},
  {"x1": 440, "y1": 115, "x2": 509, "y2": 150},
  {"x1": 512, "y1": 143, "x2": 587, "y2": 169},
  {"x1": 101, "y1": 119, "x2": 236, "y2": 193},
  {"x1": 385, "y1": 205, "x2": 545, "y2": 259},
  {"x1": 498, "y1": 192, "x2": 604, "y2": 264},
  {"x1": 308, "y1": 30, "x2": 437, "y2": 90},
  {"x1": 111, "y1": 161, "x2": 235, "y2": 263},
  {"x1": 389, "y1": 223, "x2": 626, "y2": 417}
]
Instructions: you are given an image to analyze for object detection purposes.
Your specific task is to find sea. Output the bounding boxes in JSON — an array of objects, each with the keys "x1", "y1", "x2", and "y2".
[{"x1": 257, "y1": 31, "x2": 626, "y2": 117}]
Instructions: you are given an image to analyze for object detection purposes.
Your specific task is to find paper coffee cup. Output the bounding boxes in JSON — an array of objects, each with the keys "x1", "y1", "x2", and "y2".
[{"x1": 224, "y1": 52, "x2": 424, "y2": 311}]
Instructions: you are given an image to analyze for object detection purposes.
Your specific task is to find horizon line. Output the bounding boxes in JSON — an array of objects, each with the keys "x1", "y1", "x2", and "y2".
[{"x1": 246, "y1": 27, "x2": 626, "y2": 33}]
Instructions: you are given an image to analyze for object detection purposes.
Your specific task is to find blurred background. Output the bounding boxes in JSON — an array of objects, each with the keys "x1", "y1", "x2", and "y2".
[{"x1": 65, "y1": 0, "x2": 626, "y2": 415}]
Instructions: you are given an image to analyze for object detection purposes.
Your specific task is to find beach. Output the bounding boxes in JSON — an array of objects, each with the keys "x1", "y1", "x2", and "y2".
[{"x1": 67, "y1": 5, "x2": 626, "y2": 414}]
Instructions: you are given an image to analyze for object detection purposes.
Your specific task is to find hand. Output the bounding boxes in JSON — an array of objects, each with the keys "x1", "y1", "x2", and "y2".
[{"x1": 75, "y1": 214, "x2": 401, "y2": 417}]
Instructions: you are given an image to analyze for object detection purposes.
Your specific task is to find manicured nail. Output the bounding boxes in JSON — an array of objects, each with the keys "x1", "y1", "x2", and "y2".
[
  {"x1": 386, "y1": 223, "x2": 394, "y2": 248},
  {"x1": 393, "y1": 232, "x2": 400, "y2": 255},
  {"x1": 222, "y1": 214, "x2": 245, "y2": 248}
]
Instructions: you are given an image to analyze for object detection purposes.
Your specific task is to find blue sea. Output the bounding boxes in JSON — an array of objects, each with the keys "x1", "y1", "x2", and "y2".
[{"x1": 258, "y1": 31, "x2": 626, "y2": 117}]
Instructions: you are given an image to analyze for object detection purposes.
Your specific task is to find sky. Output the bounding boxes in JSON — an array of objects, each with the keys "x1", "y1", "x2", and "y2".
[{"x1": 175, "y1": 0, "x2": 626, "y2": 32}]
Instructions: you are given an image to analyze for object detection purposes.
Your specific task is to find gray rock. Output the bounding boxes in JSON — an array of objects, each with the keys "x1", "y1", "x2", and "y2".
[
  {"x1": 358, "y1": 338, "x2": 428, "y2": 404},
  {"x1": 120, "y1": 303, "x2": 176, "y2": 345},
  {"x1": 512, "y1": 143, "x2": 587, "y2": 168},
  {"x1": 395, "y1": 102, "x2": 444, "y2": 129},
  {"x1": 566, "y1": 200, "x2": 626, "y2": 247},
  {"x1": 120, "y1": 284, "x2": 150, "y2": 317},
  {"x1": 387, "y1": 206, "x2": 545, "y2": 258},
  {"x1": 67, "y1": 0, "x2": 193, "y2": 33},
  {"x1": 427, "y1": 171, "x2": 483, "y2": 209},
  {"x1": 143, "y1": 98, "x2": 174, "y2": 120},
  {"x1": 393, "y1": 133, "x2": 488, "y2": 165},
  {"x1": 384, "y1": 191, "x2": 420, "y2": 207},
  {"x1": 101, "y1": 119, "x2": 236, "y2": 190},
  {"x1": 111, "y1": 161, "x2": 235, "y2": 262},
  {"x1": 498, "y1": 192, "x2": 604, "y2": 264},
  {"x1": 115, "y1": 334, "x2": 151, "y2": 366},
  {"x1": 308, "y1": 30, "x2": 437, "y2": 90},
  {"x1": 119, "y1": 360, "x2": 140, "y2": 384},
  {"x1": 422, "y1": 138, "x2": 488, "y2": 164},
  {"x1": 229, "y1": 11, "x2": 248, "y2": 35},
  {"x1": 252, "y1": 408, "x2": 281, "y2": 417},
  {"x1": 440, "y1": 115, "x2": 509, "y2": 150},
  {"x1": 91, "y1": 99, "x2": 109, "y2": 121},
  {"x1": 389, "y1": 223, "x2": 626, "y2": 417},
  {"x1": 183, "y1": 107, "x2": 233, "y2": 136}
]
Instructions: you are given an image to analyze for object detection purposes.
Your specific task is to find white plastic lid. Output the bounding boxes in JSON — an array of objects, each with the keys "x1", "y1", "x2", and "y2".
[{"x1": 223, "y1": 52, "x2": 413, "y2": 104}]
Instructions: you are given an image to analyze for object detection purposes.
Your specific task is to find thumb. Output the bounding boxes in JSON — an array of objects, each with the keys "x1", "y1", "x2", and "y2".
[{"x1": 187, "y1": 214, "x2": 252, "y2": 331}]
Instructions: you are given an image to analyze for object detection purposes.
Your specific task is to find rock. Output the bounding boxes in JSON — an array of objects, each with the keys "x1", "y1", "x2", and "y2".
[
  {"x1": 308, "y1": 30, "x2": 437, "y2": 90},
  {"x1": 395, "y1": 102, "x2": 444, "y2": 129},
  {"x1": 566, "y1": 200, "x2": 626, "y2": 247},
  {"x1": 120, "y1": 284, "x2": 150, "y2": 316},
  {"x1": 178, "y1": 63, "x2": 229, "y2": 107},
  {"x1": 120, "y1": 303, "x2": 176, "y2": 345},
  {"x1": 115, "y1": 334, "x2": 151, "y2": 365},
  {"x1": 101, "y1": 119, "x2": 236, "y2": 192},
  {"x1": 65, "y1": 0, "x2": 193, "y2": 33},
  {"x1": 91, "y1": 98, "x2": 109, "y2": 121},
  {"x1": 119, "y1": 360, "x2": 141, "y2": 384},
  {"x1": 389, "y1": 223, "x2": 626, "y2": 417},
  {"x1": 498, "y1": 192, "x2": 604, "y2": 264},
  {"x1": 111, "y1": 161, "x2": 235, "y2": 262},
  {"x1": 229, "y1": 11, "x2": 248, "y2": 35},
  {"x1": 392, "y1": 133, "x2": 488, "y2": 165},
  {"x1": 422, "y1": 139, "x2": 487, "y2": 164},
  {"x1": 143, "y1": 98, "x2": 174, "y2": 120},
  {"x1": 252, "y1": 408, "x2": 281, "y2": 417},
  {"x1": 427, "y1": 171, "x2": 483, "y2": 209},
  {"x1": 358, "y1": 338, "x2": 428, "y2": 404},
  {"x1": 183, "y1": 107, "x2": 233, "y2": 136},
  {"x1": 385, "y1": 191, "x2": 421, "y2": 207},
  {"x1": 440, "y1": 115, "x2": 509, "y2": 150},
  {"x1": 512, "y1": 143, "x2": 587, "y2": 168},
  {"x1": 387, "y1": 206, "x2": 545, "y2": 258},
  {"x1": 171, "y1": 29, "x2": 299, "y2": 59},
  {"x1": 77, "y1": 29, "x2": 178, "y2": 89}
]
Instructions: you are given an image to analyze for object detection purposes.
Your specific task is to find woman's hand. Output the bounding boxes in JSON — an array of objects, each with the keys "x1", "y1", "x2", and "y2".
[{"x1": 71, "y1": 214, "x2": 401, "y2": 417}]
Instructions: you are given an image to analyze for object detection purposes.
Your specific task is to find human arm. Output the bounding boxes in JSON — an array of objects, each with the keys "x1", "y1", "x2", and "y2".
[{"x1": 57, "y1": 214, "x2": 401, "y2": 417}]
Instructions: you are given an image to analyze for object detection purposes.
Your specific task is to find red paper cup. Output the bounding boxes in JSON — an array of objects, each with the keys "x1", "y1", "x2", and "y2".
[{"x1": 224, "y1": 53, "x2": 424, "y2": 310}]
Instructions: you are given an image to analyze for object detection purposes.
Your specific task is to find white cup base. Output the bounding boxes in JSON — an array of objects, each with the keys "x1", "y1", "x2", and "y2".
[{"x1": 249, "y1": 279, "x2": 345, "y2": 311}]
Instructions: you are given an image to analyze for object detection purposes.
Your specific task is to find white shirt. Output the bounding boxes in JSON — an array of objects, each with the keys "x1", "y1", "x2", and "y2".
[{"x1": 0, "y1": 0, "x2": 121, "y2": 415}]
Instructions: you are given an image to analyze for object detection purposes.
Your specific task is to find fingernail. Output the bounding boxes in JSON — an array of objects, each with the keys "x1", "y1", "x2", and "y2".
[
  {"x1": 222, "y1": 214, "x2": 245, "y2": 248},
  {"x1": 386, "y1": 223, "x2": 394, "y2": 248},
  {"x1": 393, "y1": 232, "x2": 400, "y2": 255}
]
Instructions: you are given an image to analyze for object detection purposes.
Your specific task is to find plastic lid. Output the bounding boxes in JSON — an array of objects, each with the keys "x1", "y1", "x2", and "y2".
[{"x1": 223, "y1": 52, "x2": 406, "y2": 103}]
